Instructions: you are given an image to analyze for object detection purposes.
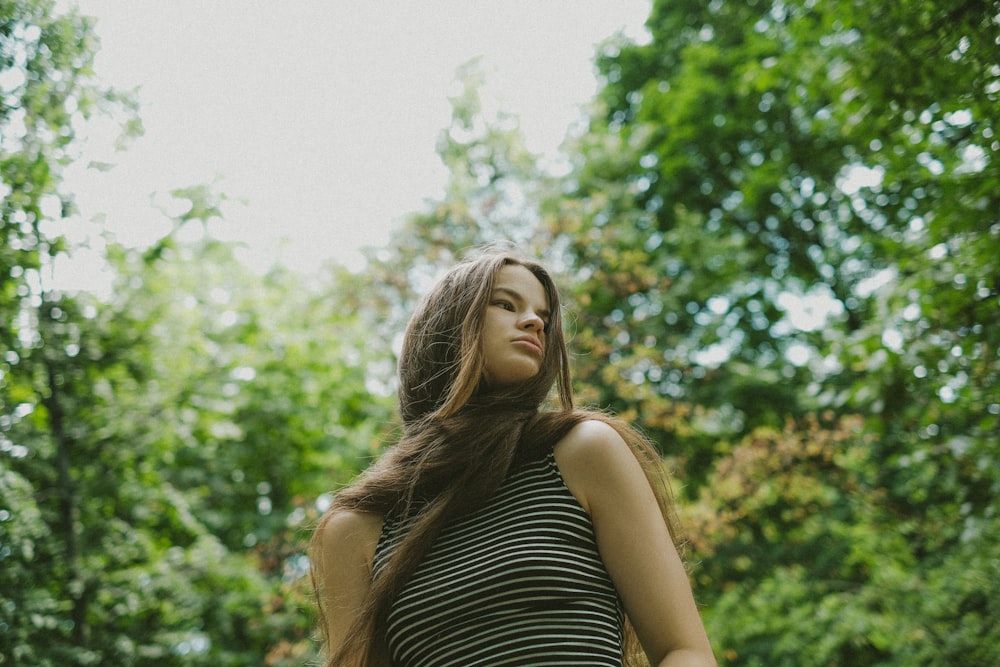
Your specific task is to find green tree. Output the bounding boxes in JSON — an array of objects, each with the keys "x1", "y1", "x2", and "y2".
[
  {"x1": 3, "y1": 180, "x2": 396, "y2": 664},
  {"x1": 1, "y1": 1, "x2": 140, "y2": 662},
  {"x1": 0, "y1": 4, "x2": 392, "y2": 658},
  {"x1": 545, "y1": 0, "x2": 999, "y2": 663},
  {"x1": 80, "y1": 212, "x2": 395, "y2": 665}
]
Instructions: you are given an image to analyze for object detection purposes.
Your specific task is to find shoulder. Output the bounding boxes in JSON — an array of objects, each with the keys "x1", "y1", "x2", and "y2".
[
  {"x1": 314, "y1": 510, "x2": 383, "y2": 571},
  {"x1": 554, "y1": 418, "x2": 634, "y2": 462},
  {"x1": 553, "y1": 419, "x2": 643, "y2": 514},
  {"x1": 312, "y1": 510, "x2": 385, "y2": 651},
  {"x1": 317, "y1": 508, "x2": 384, "y2": 539}
]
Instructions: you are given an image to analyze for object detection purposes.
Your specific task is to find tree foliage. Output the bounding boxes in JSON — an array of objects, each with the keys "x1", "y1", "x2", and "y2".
[
  {"x1": 3, "y1": 194, "x2": 395, "y2": 664},
  {"x1": 541, "y1": 0, "x2": 999, "y2": 663},
  {"x1": 1, "y1": 4, "x2": 393, "y2": 661},
  {"x1": 1, "y1": 1, "x2": 140, "y2": 662}
]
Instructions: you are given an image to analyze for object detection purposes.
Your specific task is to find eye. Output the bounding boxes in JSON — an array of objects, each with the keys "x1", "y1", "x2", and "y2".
[{"x1": 492, "y1": 300, "x2": 515, "y2": 312}]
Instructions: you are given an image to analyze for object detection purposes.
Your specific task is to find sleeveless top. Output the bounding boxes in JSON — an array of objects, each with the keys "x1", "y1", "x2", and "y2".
[{"x1": 373, "y1": 451, "x2": 624, "y2": 667}]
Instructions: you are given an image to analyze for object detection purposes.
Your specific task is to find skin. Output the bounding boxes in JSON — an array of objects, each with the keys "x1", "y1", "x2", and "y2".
[
  {"x1": 314, "y1": 509, "x2": 382, "y2": 653},
  {"x1": 315, "y1": 267, "x2": 716, "y2": 666},
  {"x1": 481, "y1": 264, "x2": 550, "y2": 387}
]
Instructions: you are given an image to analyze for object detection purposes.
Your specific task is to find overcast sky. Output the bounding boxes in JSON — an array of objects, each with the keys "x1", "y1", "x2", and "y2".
[{"x1": 60, "y1": 1, "x2": 651, "y2": 277}]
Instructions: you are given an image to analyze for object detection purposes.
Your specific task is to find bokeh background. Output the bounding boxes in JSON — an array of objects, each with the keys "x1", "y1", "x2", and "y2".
[{"x1": 2, "y1": 0, "x2": 998, "y2": 665}]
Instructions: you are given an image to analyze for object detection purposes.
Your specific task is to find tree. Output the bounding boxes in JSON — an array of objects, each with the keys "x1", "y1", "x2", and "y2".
[
  {"x1": 0, "y1": 6, "x2": 393, "y2": 657},
  {"x1": 1, "y1": 1, "x2": 141, "y2": 662},
  {"x1": 80, "y1": 212, "x2": 395, "y2": 665},
  {"x1": 3, "y1": 177, "x2": 397, "y2": 664},
  {"x1": 545, "y1": 0, "x2": 999, "y2": 663}
]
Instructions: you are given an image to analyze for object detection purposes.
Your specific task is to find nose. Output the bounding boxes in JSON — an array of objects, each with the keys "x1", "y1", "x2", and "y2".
[{"x1": 520, "y1": 312, "x2": 545, "y2": 332}]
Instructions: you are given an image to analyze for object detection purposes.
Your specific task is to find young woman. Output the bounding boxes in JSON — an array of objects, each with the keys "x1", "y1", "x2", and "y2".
[{"x1": 310, "y1": 250, "x2": 716, "y2": 667}]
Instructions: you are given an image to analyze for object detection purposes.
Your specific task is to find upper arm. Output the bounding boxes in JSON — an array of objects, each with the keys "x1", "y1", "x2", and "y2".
[
  {"x1": 312, "y1": 509, "x2": 383, "y2": 654},
  {"x1": 554, "y1": 421, "x2": 715, "y2": 667}
]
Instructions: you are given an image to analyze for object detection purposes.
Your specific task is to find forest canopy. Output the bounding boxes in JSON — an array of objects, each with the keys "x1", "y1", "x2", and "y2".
[{"x1": 1, "y1": 0, "x2": 997, "y2": 665}]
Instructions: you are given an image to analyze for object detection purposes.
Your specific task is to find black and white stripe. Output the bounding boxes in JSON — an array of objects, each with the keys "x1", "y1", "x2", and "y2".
[{"x1": 374, "y1": 452, "x2": 624, "y2": 667}]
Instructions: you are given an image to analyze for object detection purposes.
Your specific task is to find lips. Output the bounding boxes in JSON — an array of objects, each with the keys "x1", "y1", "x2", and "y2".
[{"x1": 513, "y1": 336, "x2": 543, "y2": 357}]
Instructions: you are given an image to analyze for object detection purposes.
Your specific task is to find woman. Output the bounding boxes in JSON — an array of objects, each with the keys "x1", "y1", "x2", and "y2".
[{"x1": 310, "y1": 249, "x2": 716, "y2": 667}]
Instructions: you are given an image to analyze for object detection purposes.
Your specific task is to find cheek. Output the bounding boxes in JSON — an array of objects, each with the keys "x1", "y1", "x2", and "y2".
[
  {"x1": 483, "y1": 309, "x2": 505, "y2": 331},
  {"x1": 481, "y1": 317, "x2": 502, "y2": 348}
]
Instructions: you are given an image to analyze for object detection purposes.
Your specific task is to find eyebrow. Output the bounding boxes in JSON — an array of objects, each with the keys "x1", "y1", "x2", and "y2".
[{"x1": 492, "y1": 286, "x2": 552, "y2": 321}]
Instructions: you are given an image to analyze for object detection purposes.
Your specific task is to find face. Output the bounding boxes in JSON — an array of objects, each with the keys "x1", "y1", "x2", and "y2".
[{"x1": 481, "y1": 264, "x2": 551, "y2": 388}]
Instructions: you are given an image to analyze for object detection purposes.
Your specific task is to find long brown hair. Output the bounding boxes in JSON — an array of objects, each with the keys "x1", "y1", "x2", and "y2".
[{"x1": 310, "y1": 250, "x2": 682, "y2": 667}]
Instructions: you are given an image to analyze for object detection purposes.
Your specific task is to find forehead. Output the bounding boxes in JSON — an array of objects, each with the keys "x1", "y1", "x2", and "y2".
[{"x1": 493, "y1": 264, "x2": 548, "y2": 307}]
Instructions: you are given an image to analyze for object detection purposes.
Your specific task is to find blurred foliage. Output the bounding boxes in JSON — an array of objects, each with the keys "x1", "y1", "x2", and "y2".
[
  {"x1": 1, "y1": 4, "x2": 393, "y2": 663},
  {"x1": 542, "y1": 0, "x2": 999, "y2": 663},
  {"x1": 2, "y1": 0, "x2": 998, "y2": 665}
]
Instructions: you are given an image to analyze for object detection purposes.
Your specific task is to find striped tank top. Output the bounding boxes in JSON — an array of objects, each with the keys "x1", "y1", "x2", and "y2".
[{"x1": 373, "y1": 451, "x2": 624, "y2": 667}]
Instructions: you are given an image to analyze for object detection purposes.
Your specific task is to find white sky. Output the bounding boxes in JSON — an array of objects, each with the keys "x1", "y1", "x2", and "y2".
[{"x1": 61, "y1": 1, "x2": 652, "y2": 275}]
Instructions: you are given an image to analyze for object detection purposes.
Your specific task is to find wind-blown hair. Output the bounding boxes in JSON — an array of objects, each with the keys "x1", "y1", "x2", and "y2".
[{"x1": 310, "y1": 250, "x2": 681, "y2": 667}]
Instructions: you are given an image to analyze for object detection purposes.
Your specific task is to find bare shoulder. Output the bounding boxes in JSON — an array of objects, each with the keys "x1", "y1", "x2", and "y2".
[
  {"x1": 553, "y1": 419, "x2": 639, "y2": 513},
  {"x1": 315, "y1": 510, "x2": 383, "y2": 569},
  {"x1": 319, "y1": 508, "x2": 384, "y2": 536},
  {"x1": 554, "y1": 419, "x2": 633, "y2": 465},
  {"x1": 313, "y1": 510, "x2": 384, "y2": 650}
]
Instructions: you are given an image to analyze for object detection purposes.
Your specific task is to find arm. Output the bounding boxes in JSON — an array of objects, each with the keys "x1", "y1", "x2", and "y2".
[
  {"x1": 312, "y1": 510, "x2": 383, "y2": 656},
  {"x1": 555, "y1": 420, "x2": 717, "y2": 667}
]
